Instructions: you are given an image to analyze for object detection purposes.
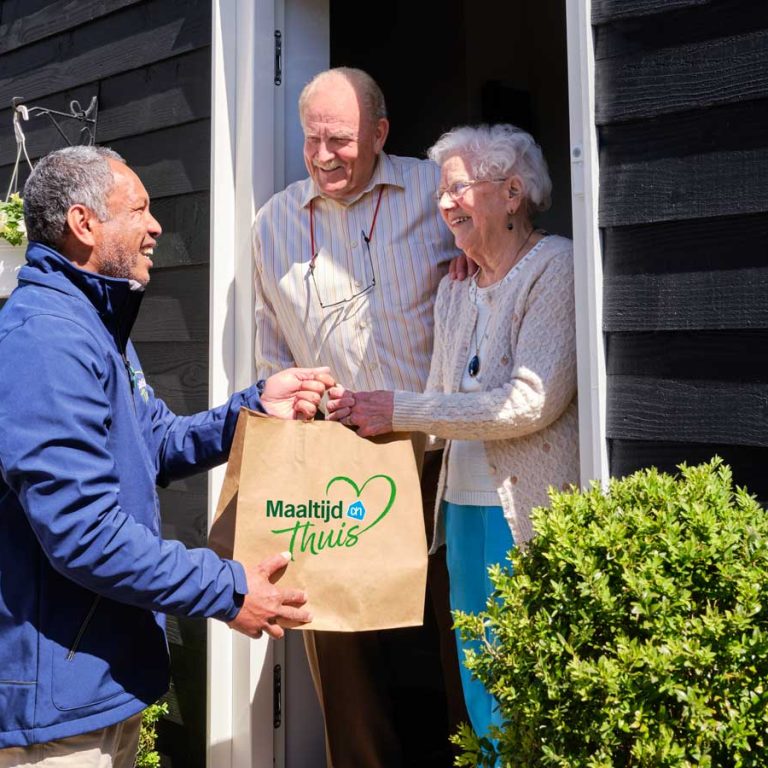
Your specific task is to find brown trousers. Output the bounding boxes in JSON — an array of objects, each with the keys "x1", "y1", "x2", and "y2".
[{"x1": 304, "y1": 450, "x2": 467, "y2": 768}]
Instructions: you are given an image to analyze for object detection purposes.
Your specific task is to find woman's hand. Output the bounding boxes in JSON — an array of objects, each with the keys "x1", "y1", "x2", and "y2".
[{"x1": 327, "y1": 386, "x2": 395, "y2": 438}]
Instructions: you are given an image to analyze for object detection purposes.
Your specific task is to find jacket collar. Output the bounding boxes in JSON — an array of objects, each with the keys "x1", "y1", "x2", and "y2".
[
  {"x1": 18, "y1": 241, "x2": 145, "y2": 344},
  {"x1": 298, "y1": 151, "x2": 405, "y2": 209}
]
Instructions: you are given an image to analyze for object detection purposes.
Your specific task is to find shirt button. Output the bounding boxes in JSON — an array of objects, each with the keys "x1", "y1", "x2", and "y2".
[
  {"x1": 369, "y1": 361, "x2": 379, "y2": 370},
  {"x1": 350, "y1": 240, "x2": 359, "y2": 248},
  {"x1": 354, "y1": 280, "x2": 362, "y2": 288},
  {"x1": 358, "y1": 320, "x2": 367, "y2": 330}
]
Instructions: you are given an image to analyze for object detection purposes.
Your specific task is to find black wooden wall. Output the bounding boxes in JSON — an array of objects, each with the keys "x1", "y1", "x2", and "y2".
[
  {"x1": 0, "y1": 1, "x2": 211, "y2": 764},
  {"x1": 594, "y1": 0, "x2": 768, "y2": 503}
]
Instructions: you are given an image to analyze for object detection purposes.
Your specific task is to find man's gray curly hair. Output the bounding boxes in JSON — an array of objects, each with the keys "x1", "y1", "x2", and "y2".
[{"x1": 23, "y1": 145, "x2": 125, "y2": 248}]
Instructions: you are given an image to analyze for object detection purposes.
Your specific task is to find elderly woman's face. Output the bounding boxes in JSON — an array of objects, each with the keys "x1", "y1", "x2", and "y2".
[{"x1": 436, "y1": 155, "x2": 509, "y2": 257}]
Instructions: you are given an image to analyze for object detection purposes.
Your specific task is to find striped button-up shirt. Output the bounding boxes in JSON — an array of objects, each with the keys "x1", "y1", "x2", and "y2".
[{"x1": 253, "y1": 153, "x2": 459, "y2": 392}]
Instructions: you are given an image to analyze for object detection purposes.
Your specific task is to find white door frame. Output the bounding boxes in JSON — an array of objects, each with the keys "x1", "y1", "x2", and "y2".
[
  {"x1": 208, "y1": 1, "x2": 329, "y2": 766},
  {"x1": 207, "y1": 0, "x2": 607, "y2": 764},
  {"x1": 566, "y1": 0, "x2": 608, "y2": 486},
  {"x1": 208, "y1": 1, "x2": 277, "y2": 766}
]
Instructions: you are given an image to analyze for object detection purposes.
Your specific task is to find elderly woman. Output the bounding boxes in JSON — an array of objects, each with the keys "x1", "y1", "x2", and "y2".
[{"x1": 326, "y1": 123, "x2": 579, "y2": 744}]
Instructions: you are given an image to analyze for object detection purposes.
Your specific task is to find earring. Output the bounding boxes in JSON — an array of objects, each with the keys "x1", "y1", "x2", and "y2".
[{"x1": 506, "y1": 214, "x2": 514, "y2": 231}]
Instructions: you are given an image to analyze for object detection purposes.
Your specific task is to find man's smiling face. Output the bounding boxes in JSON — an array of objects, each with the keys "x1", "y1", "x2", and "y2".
[
  {"x1": 301, "y1": 75, "x2": 388, "y2": 202},
  {"x1": 92, "y1": 160, "x2": 161, "y2": 287}
]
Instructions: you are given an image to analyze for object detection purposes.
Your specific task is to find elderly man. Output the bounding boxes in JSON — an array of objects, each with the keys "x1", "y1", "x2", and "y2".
[
  {"x1": 252, "y1": 67, "x2": 467, "y2": 767},
  {"x1": 0, "y1": 146, "x2": 331, "y2": 767}
]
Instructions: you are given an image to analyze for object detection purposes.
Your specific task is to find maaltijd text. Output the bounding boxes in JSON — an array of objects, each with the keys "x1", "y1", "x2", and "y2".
[{"x1": 265, "y1": 499, "x2": 344, "y2": 522}]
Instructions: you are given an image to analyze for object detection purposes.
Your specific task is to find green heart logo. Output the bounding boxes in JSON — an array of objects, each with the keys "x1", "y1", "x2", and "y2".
[{"x1": 325, "y1": 474, "x2": 397, "y2": 534}]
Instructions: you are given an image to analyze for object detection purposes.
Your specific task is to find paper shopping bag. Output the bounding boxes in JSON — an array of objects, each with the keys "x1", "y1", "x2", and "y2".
[{"x1": 209, "y1": 409, "x2": 428, "y2": 631}]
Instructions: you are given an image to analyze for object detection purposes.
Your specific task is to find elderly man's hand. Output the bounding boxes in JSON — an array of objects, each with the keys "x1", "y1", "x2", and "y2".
[
  {"x1": 448, "y1": 252, "x2": 478, "y2": 281},
  {"x1": 326, "y1": 386, "x2": 394, "y2": 438},
  {"x1": 228, "y1": 553, "x2": 311, "y2": 640},
  {"x1": 261, "y1": 367, "x2": 335, "y2": 420}
]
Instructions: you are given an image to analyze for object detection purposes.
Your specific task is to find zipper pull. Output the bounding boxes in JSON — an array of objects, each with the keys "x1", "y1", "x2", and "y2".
[{"x1": 123, "y1": 354, "x2": 136, "y2": 392}]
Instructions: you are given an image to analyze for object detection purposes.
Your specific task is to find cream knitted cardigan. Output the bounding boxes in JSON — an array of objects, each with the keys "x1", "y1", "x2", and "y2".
[{"x1": 392, "y1": 235, "x2": 579, "y2": 551}]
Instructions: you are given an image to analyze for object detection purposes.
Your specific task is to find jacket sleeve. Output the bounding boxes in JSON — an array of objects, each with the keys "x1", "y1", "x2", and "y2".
[
  {"x1": 0, "y1": 316, "x2": 246, "y2": 621},
  {"x1": 392, "y1": 251, "x2": 577, "y2": 440},
  {"x1": 133, "y1": 344, "x2": 265, "y2": 487}
]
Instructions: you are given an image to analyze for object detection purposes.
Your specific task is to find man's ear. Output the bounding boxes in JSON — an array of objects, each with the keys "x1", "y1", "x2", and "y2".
[
  {"x1": 373, "y1": 118, "x2": 389, "y2": 154},
  {"x1": 65, "y1": 204, "x2": 98, "y2": 247}
]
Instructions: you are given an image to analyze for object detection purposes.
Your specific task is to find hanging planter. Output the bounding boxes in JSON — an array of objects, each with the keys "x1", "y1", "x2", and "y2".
[
  {"x1": 0, "y1": 192, "x2": 27, "y2": 299},
  {"x1": 0, "y1": 98, "x2": 97, "y2": 300},
  {"x1": 0, "y1": 241, "x2": 25, "y2": 299}
]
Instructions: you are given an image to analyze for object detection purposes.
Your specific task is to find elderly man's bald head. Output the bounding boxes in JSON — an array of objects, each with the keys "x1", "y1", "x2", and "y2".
[{"x1": 299, "y1": 68, "x2": 389, "y2": 201}]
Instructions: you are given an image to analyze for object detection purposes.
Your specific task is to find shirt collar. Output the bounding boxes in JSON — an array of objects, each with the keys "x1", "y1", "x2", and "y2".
[{"x1": 299, "y1": 152, "x2": 405, "y2": 209}]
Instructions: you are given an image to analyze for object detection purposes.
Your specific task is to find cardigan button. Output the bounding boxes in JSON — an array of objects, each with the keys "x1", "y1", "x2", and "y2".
[
  {"x1": 501, "y1": 355, "x2": 510, "y2": 365},
  {"x1": 510, "y1": 475, "x2": 519, "y2": 485}
]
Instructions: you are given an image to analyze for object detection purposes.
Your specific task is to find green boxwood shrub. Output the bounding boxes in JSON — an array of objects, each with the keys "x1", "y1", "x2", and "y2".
[
  {"x1": 453, "y1": 459, "x2": 768, "y2": 768},
  {"x1": 135, "y1": 701, "x2": 169, "y2": 768}
]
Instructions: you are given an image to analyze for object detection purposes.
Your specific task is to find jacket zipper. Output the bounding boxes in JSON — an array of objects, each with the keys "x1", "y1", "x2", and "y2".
[
  {"x1": 66, "y1": 595, "x2": 101, "y2": 661},
  {"x1": 122, "y1": 350, "x2": 138, "y2": 415}
]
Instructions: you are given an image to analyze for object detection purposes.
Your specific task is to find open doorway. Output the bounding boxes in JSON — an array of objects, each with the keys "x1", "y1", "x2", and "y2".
[
  {"x1": 330, "y1": 0, "x2": 572, "y2": 236},
  {"x1": 275, "y1": 1, "x2": 571, "y2": 765}
]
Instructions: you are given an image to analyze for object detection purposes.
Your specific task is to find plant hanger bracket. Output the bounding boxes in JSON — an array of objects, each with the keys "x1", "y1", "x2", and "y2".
[{"x1": 6, "y1": 96, "x2": 99, "y2": 200}]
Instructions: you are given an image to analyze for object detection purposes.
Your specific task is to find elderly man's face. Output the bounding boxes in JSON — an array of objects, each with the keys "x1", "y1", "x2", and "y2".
[
  {"x1": 302, "y1": 77, "x2": 388, "y2": 202},
  {"x1": 92, "y1": 160, "x2": 162, "y2": 287}
]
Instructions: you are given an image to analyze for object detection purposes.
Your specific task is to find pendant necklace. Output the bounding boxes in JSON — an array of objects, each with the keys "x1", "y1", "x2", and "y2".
[
  {"x1": 467, "y1": 301, "x2": 490, "y2": 378},
  {"x1": 467, "y1": 227, "x2": 538, "y2": 378}
]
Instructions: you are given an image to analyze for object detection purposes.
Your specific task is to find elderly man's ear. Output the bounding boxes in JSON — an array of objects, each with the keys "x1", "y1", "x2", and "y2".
[{"x1": 373, "y1": 118, "x2": 390, "y2": 153}]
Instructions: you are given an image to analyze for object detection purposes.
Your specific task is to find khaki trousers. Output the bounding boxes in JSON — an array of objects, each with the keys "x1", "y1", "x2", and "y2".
[
  {"x1": 304, "y1": 450, "x2": 468, "y2": 768},
  {"x1": 0, "y1": 714, "x2": 142, "y2": 768}
]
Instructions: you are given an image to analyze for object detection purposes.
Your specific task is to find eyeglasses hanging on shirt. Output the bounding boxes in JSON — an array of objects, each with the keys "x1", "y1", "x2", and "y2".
[{"x1": 308, "y1": 187, "x2": 385, "y2": 308}]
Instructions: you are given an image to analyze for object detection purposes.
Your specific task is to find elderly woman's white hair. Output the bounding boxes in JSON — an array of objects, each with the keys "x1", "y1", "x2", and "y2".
[{"x1": 428, "y1": 124, "x2": 552, "y2": 214}]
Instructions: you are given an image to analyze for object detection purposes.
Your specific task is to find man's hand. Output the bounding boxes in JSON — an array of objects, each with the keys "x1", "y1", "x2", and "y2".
[
  {"x1": 448, "y1": 252, "x2": 478, "y2": 281},
  {"x1": 228, "y1": 553, "x2": 311, "y2": 640},
  {"x1": 326, "y1": 385, "x2": 394, "y2": 438},
  {"x1": 261, "y1": 367, "x2": 335, "y2": 420}
]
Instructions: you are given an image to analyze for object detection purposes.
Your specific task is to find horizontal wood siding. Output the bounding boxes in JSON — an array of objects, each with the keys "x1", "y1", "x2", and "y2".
[
  {"x1": 0, "y1": 2, "x2": 211, "y2": 765},
  {"x1": 595, "y1": 3, "x2": 768, "y2": 504}
]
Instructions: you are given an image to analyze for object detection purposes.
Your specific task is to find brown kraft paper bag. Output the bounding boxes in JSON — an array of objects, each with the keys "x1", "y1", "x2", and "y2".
[{"x1": 209, "y1": 408, "x2": 428, "y2": 632}]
